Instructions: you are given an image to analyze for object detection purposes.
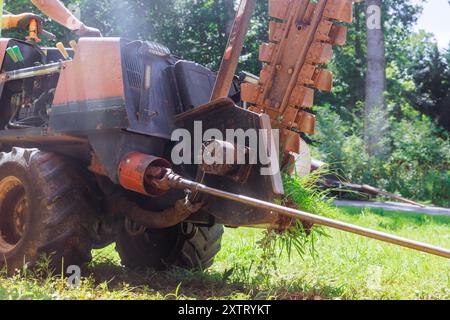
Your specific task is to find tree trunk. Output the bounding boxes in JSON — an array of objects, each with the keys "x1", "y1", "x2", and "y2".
[
  {"x1": 224, "y1": 0, "x2": 236, "y2": 39},
  {"x1": 354, "y1": 2, "x2": 365, "y2": 104},
  {"x1": 365, "y1": 0, "x2": 387, "y2": 157}
]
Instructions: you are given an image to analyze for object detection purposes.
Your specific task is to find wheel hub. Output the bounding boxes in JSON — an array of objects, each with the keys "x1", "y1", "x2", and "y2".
[
  {"x1": 13, "y1": 195, "x2": 27, "y2": 236},
  {"x1": 0, "y1": 176, "x2": 28, "y2": 252}
]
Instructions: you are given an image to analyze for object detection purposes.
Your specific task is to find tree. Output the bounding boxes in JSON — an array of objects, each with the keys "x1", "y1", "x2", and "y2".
[
  {"x1": 224, "y1": 0, "x2": 236, "y2": 38},
  {"x1": 364, "y1": 0, "x2": 387, "y2": 157},
  {"x1": 409, "y1": 45, "x2": 450, "y2": 131}
]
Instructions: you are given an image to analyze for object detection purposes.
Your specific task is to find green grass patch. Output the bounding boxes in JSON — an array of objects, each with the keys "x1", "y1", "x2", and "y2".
[
  {"x1": 1, "y1": 205, "x2": 448, "y2": 300},
  {"x1": 0, "y1": 173, "x2": 448, "y2": 300}
]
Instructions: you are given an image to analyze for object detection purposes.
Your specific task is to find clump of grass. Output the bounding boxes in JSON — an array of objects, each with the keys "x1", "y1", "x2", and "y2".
[{"x1": 258, "y1": 167, "x2": 342, "y2": 263}]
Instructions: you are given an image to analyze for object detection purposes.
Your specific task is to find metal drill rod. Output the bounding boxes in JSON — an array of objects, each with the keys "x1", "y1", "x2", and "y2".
[{"x1": 166, "y1": 172, "x2": 450, "y2": 259}]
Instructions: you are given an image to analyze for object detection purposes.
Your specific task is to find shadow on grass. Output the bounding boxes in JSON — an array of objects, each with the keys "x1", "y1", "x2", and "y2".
[{"x1": 86, "y1": 261, "x2": 343, "y2": 300}]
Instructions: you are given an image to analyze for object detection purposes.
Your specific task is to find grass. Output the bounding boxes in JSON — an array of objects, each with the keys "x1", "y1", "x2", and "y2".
[{"x1": 0, "y1": 205, "x2": 448, "y2": 300}]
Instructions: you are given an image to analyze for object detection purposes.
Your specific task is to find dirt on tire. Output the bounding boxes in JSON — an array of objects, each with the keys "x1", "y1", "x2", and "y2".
[{"x1": 0, "y1": 148, "x2": 96, "y2": 275}]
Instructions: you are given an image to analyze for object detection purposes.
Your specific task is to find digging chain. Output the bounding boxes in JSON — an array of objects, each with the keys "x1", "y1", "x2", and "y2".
[{"x1": 241, "y1": 0, "x2": 354, "y2": 152}]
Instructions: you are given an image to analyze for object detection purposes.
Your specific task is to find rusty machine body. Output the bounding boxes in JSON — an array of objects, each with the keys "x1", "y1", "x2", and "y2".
[{"x1": 0, "y1": 0, "x2": 447, "y2": 274}]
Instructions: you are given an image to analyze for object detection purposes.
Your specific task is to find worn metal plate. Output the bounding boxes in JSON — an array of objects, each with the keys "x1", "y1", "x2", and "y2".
[{"x1": 177, "y1": 98, "x2": 285, "y2": 227}]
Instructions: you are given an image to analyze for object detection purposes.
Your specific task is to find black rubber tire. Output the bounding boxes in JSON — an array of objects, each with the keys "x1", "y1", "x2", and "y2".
[
  {"x1": 0, "y1": 148, "x2": 95, "y2": 275},
  {"x1": 115, "y1": 222, "x2": 224, "y2": 271}
]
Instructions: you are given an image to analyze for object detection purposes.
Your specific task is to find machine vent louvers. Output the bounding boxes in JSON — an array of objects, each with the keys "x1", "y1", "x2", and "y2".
[
  {"x1": 145, "y1": 41, "x2": 171, "y2": 57},
  {"x1": 123, "y1": 46, "x2": 144, "y2": 115},
  {"x1": 124, "y1": 51, "x2": 143, "y2": 90}
]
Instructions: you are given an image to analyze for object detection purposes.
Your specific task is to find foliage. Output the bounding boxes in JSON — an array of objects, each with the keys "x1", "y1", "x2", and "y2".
[
  {"x1": 312, "y1": 0, "x2": 450, "y2": 205},
  {"x1": 315, "y1": 105, "x2": 450, "y2": 206},
  {"x1": 408, "y1": 44, "x2": 450, "y2": 130},
  {"x1": 1, "y1": 207, "x2": 449, "y2": 300},
  {"x1": 254, "y1": 172, "x2": 335, "y2": 284},
  {"x1": 1, "y1": 0, "x2": 448, "y2": 204}
]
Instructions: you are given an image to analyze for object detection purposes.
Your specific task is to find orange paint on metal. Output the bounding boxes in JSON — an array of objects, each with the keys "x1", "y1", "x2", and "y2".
[
  {"x1": 52, "y1": 38, "x2": 124, "y2": 106},
  {"x1": 118, "y1": 152, "x2": 171, "y2": 197}
]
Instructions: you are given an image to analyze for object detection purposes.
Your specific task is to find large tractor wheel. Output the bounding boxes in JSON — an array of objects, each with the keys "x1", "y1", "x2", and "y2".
[
  {"x1": 115, "y1": 222, "x2": 224, "y2": 270},
  {"x1": 0, "y1": 148, "x2": 95, "y2": 275}
]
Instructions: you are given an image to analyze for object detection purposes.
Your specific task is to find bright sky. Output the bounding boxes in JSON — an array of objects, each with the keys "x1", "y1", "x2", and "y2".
[{"x1": 412, "y1": 0, "x2": 450, "y2": 48}]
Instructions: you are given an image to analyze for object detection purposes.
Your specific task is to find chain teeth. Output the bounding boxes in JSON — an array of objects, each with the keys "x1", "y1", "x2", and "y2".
[
  {"x1": 268, "y1": 21, "x2": 285, "y2": 43},
  {"x1": 313, "y1": 69, "x2": 333, "y2": 92},
  {"x1": 269, "y1": 0, "x2": 291, "y2": 20},
  {"x1": 259, "y1": 42, "x2": 277, "y2": 62},
  {"x1": 329, "y1": 25, "x2": 348, "y2": 46},
  {"x1": 288, "y1": 86, "x2": 315, "y2": 108},
  {"x1": 241, "y1": 0, "x2": 354, "y2": 134},
  {"x1": 324, "y1": 0, "x2": 354, "y2": 23},
  {"x1": 307, "y1": 42, "x2": 333, "y2": 64}
]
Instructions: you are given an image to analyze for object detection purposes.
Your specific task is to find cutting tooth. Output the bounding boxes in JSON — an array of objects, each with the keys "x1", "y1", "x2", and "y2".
[
  {"x1": 298, "y1": 64, "x2": 316, "y2": 86},
  {"x1": 259, "y1": 43, "x2": 277, "y2": 62},
  {"x1": 269, "y1": 0, "x2": 291, "y2": 20},
  {"x1": 269, "y1": 21, "x2": 286, "y2": 43},
  {"x1": 288, "y1": 85, "x2": 315, "y2": 108},
  {"x1": 329, "y1": 25, "x2": 348, "y2": 45},
  {"x1": 313, "y1": 69, "x2": 333, "y2": 92},
  {"x1": 307, "y1": 42, "x2": 333, "y2": 64},
  {"x1": 316, "y1": 20, "x2": 334, "y2": 42},
  {"x1": 315, "y1": 21, "x2": 347, "y2": 45},
  {"x1": 324, "y1": 0, "x2": 353, "y2": 23},
  {"x1": 296, "y1": 111, "x2": 316, "y2": 134},
  {"x1": 282, "y1": 106, "x2": 300, "y2": 127}
]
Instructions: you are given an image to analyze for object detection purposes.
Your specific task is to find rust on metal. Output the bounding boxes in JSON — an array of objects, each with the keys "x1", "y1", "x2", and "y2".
[
  {"x1": 116, "y1": 196, "x2": 203, "y2": 229},
  {"x1": 210, "y1": 0, "x2": 257, "y2": 101},
  {"x1": 242, "y1": 0, "x2": 354, "y2": 135}
]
